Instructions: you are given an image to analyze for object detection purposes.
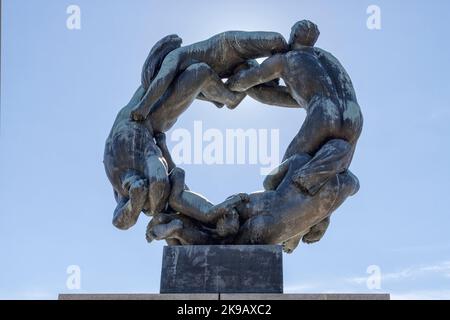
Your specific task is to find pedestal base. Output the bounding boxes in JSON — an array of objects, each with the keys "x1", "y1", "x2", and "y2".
[
  {"x1": 58, "y1": 293, "x2": 390, "y2": 300},
  {"x1": 160, "y1": 245, "x2": 283, "y2": 294},
  {"x1": 59, "y1": 244, "x2": 390, "y2": 300}
]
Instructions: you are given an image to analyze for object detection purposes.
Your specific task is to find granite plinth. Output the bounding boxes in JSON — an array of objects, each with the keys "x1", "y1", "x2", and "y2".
[{"x1": 160, "y1": 245, "x2": 283, "y2": 294}]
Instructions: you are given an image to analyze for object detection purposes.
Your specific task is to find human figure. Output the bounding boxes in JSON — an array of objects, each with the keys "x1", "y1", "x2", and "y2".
[
  {"x1": 104, "y1": 35, "x2": 249, "y2": 230},
  {"x1": 234, "y1": 140, "x2": 358, "y2": 252},
  {"x1": 147, "y1": 140, "x2": 359, "y2": 251},
  {"x1": 129, "y1": 30, "x2": 289, "y2": 120},
  {"x1": 227, "y1": 20, "x2": 363, "y2": 193},
  {"x1": 227, "y1": 20, "x2": 363, "y2": 248},
  {"x1": 135, "y1": 130, "x2": 241, "y2": 244}
]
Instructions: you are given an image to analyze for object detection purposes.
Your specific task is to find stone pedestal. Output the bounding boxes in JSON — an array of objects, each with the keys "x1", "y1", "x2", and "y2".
[
  {"x1": 59, "y1": 293, "x2": 390, "y2": 300},
  {"x1": 160, "y1": 245, "x2": 283, "y2": 294},
  {"x1": 58, "y1": 244, "x2": 390, "y2": 300}
]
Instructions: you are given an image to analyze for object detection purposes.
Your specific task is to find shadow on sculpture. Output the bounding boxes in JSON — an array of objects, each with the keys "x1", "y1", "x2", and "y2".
[{"x1": 104, "y1": 20, "x2": 363, "y2": 253}]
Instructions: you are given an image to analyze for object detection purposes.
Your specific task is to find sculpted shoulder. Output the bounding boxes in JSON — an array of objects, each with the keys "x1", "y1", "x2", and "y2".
[
  {"x1": 313, "y1": 47, "x2": 358, "y2": 102},
  {"x1": 283, "y1": 48, "x2": 322, "y2": 71}
]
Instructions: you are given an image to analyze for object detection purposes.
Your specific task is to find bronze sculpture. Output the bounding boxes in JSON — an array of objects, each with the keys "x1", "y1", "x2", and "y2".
[{"x1": 104, "y1": 20, "x2": 363, "y2": 253}]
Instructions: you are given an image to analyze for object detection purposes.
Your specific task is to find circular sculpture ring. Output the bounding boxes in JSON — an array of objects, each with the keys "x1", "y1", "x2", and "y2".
[{"x1": 104, "y1": 20, "x2": 363, "y2": 254}]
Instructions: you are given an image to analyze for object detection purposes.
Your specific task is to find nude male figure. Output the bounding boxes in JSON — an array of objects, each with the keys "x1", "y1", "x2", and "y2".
[
  {"x1": 129, "y1": 30, "x2": 289, "y2": 120},
  {"x1": 227, "y1": 20, "x2": 363, "y2": 250},
  {"x1": 234, "y1": 141, "x2": 359, "y2": 249},
  {"x1": 228, "y1": 20, "x2": 363, "y2": 191},
  {"x1": 104, "y1": 35, "x2": 248, "y2": 230},
  {"x1": 146, "y1": 140, "x2": 359, "y2": 251}
]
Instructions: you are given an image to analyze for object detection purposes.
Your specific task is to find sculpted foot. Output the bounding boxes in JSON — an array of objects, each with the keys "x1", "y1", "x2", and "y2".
[
  {"x1": 302, "y1": 231, "x2": 322, "y2": 244},
  {"x1": 215, "y1": 208, "x2": 240, "y2": 238},
  {"x1": 282, "y1": 234, "x2": 302, "y2": 254},
  {"x1": 147, "y1": 219, "x2": 183, "y2": 242},
  {"x1": 212, "y1": 101, "x2": 225, "y2": 109},
  {"x1": 211, "y1": 193, "x2": 249, "y2": 217},
  {"x1": 146, "y1": 213, "x2": 173, "y2": 242},
  {"x1": 302, "y1": 217, "x2": 330, "y2": 244}
]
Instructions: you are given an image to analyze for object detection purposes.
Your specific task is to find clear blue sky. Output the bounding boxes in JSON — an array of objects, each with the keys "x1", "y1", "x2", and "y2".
[{"x1": 1, "y1": 0, "x2": 450, "y2": 299}]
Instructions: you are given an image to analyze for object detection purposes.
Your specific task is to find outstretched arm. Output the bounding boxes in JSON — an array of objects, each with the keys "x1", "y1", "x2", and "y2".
[
  {"x1": 169, "y1": 168, "x2": 247, "y2": 225},
  {"x1": 227, "y1": 54, "x2": 285, "y2": 92},
  {"x1": 247, "y1": 84, "x2": 303, "y2": 109}
]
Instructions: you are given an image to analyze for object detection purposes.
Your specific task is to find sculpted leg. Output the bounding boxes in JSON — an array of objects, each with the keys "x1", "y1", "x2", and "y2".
[
  {"x1": 149, "y1": 219, "x2": 184, "y2": 240},
  {"x1": 292, "y1": 139, "x2": 353, "y2": 195},
  {"x1": 328, "y1": 170, "x2": 360, "y2": 210},
  {"x1": 282, "y1": 216, "x2": 331, "y2": 253},
  {"x1": 263, "y1": 158, "x2": 291, "y2": 191},
  {"x1": 155, "y1": 132, "x2": 176, "y2": 173},
  {"x1": 297, "y1": 171, "x2": 359, "y2": 248},
  {"x1": 112, "y1": 173, "x2": 148, "y2": 230},
  {"x1": 171, "y1": 62, "x2": 245, "y2": 109},
  {"x1": 150, "y1": 62, "x2": 245, "y2": 128},
  {"x1": 133, "y1": 60, "x2": 245, "y2": 121},
  {"x1": 131, "y1": 52, "x2": 181, "y2": 120},
  {"x1": 281, "y1": 96, "x2": 357, "y2": 195},
  {"x1": 144, "y1": 154, "x2": 170, "y2": 215},
  {"x1": 235, "y1": 215, "x2": 276, "y2": 245}
]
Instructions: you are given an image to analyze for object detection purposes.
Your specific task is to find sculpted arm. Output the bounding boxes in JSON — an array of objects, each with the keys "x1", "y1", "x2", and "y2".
[
  {"x1": 227, "y1": 54, "x2": 285, "y2": 92},
  {"x1": 247, "y1": 84, "x2": 302, "y2": 109}
]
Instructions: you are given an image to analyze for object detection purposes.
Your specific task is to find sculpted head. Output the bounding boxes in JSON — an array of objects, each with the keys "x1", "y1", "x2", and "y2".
[{"x1": 289, "y1": 20, "x2": 320, "y2": 49}]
